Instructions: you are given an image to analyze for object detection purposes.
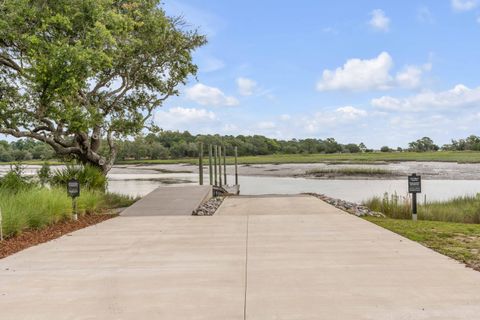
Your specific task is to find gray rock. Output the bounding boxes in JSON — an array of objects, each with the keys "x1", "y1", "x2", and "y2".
[
  {"x1": 305, "y1": 193, "x2": 386, "y2": 218},
  {"x1": 192, "y1": 197, "x2": 224, "y2": 216}
]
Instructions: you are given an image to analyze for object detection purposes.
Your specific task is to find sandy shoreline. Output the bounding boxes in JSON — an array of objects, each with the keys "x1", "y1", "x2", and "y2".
[
  {"x1": 2, "y1": 161, "x2": 480, "y2": 180},
  {"x1": 113, "y1": 161, "x2": 480, "y2": 180}
]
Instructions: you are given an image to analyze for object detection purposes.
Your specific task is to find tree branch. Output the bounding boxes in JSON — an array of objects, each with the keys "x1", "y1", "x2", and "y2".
[{"x1": 0, "y1": 54, "x2": 22, "y2": 73}]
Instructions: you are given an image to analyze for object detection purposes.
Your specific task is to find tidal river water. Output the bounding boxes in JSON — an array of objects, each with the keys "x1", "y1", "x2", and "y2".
[{"x1": 2, "y1": 163, "x2": 480, "y2": 204}]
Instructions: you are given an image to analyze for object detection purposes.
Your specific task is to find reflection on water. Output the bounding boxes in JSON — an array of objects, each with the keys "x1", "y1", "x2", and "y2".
[
  {"x1": 107, "y1": 171, "x2": 480, "y2": 203},
  {"x1": 1, "y1": 165, "x2": 479, "y2": 203},
  {"x1": 108, "y1": 173, "x2": 196, "y2": 197},
  {"x1": 237, "y1": 176, "x2": 480, "y2": 203}
]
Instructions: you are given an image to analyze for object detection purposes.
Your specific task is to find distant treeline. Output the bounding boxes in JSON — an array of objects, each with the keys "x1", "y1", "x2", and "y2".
[{"x1": 1, "y1": 131, "x2": 480, "y2": 162}]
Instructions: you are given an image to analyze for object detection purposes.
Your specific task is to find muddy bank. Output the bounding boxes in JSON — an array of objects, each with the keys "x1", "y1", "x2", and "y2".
[{"x1": 118, "y1": 161, "x2": 480, "y2": 180}]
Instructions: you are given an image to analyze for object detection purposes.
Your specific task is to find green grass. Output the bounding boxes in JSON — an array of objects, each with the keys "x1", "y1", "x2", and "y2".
[
  {"x1": 4, "y1": 151, "x2": 480, "y2": 166},
  {"x1": 365, "y1": 217, "x2": 480, "y2": 271},
  {"x1": 306, "y1": 167, "x2": 393, "y2": 176},
  {"x1": 0, "y1": 188, "x2": 136, "y2": 238},
  {"x1": 115, "y1": 151, "x2": 480, "y2": 165},
  {"x1": 363, "y1": 193, "x2": 480, "y2": 223},
  {"x1": 0, "y1": 160, "x2": 63, "y2": 166}
]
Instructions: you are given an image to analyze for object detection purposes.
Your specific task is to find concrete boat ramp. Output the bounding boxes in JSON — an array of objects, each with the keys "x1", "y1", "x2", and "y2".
[{"x1": 1, "y1": 186, "x2": 480, "y2": 319}]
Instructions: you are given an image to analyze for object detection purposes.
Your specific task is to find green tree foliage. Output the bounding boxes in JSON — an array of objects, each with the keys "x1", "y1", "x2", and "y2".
[
  {"x1": 0, "y1": 0, "x2": 205, "y2": 173},
  {"x1": 408, "y1": 137, "x2": 439, "y2": 152},
  {"x1": 443, "y1": 135, "x2": 480, "y2": 151},
  {"x1": 114, "y1": 131, "x2": 364, "y2": 160}
]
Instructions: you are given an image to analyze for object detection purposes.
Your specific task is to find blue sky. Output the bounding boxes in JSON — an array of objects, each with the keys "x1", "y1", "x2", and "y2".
[{"x1": 155, "y1": 0, "x2": 480, "y2": 148}]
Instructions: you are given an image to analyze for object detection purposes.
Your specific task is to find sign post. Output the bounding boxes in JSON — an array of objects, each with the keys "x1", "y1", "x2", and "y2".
[
  {"x1": 67, "y1": 179, "x2": 80, "y2": 221},
  {"x1": 408, "y1": 174, "x2": 421, "y2": 221}
]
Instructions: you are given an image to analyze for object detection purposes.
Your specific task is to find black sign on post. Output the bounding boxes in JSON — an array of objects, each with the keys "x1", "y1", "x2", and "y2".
[
  {"x1": 408, "y1": 174, "x2": 421, "y2": 220},
  {"x1": 408, "y1": 174, "x2": 421, "y2": 193},
  {"x1": 67, "y1": 179, "x2": 80, "y2": 198},
  {"x1": 67, "y1": 179, "x2": 80, "y2": 221}
]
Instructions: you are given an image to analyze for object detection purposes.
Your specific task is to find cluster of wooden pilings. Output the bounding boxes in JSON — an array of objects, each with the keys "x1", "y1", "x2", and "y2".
[{"x1": 198, "y1": 143, "x2": 238, "y2": 187}]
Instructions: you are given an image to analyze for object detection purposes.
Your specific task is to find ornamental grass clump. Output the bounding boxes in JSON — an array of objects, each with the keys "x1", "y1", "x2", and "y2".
[
  {"x1": 363, "y1": 192, "x2": 412, "y2": 219},
  {"x1": 0, "y1": 188, "x2": 106, "y2": 238}
]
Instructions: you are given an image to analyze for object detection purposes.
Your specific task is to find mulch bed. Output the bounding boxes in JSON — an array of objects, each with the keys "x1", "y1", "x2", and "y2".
[{"x1": 0, "y1": 213, "x2": 117, "y2": 259}]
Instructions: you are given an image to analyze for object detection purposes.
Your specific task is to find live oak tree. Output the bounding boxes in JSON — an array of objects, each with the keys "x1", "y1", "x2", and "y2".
[{"x1": 0, "y1": 0, "x2": 206, "y2": 173}]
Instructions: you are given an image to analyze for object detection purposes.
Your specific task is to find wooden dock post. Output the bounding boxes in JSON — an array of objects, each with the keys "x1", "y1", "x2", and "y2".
[
  {"x1": 198, "y1": 142, "x2": 203, "y2": 185},
  {"x1": 218, "y1": 146, "x2": 223, "y2": 187},
  {"x1": 234, "y1": 146, "x2": 238, "y2": 185},
  {"x1": 223, "y1": 146, "x2": 227, "y2": 185},
  {"x1": 208, "y1": 144, "x2": 213, "y2": 185},
  {"x1": 214, "y1": 145, "x2": 218, "y2": 186}
]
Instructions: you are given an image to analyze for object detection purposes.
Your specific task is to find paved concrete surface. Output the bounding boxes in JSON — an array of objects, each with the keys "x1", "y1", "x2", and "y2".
[
  {"x1": 1, "y1": 193, "x2": 480, "y2": 319},
  {"x1": 216, "y1": 194, "x2": 336, "y2": 215},
  {"x1": 121, "y1": 185, "x2": 212, "y2": 216},
  {"x1": 0, "y1": 216, "x2": 247, "y2": 319}
]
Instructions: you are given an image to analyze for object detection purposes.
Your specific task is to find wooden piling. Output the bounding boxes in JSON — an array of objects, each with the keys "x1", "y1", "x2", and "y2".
[
  {"x1": 234, "y1": 146, "x2": 238, "y2": 185},
  {"x1": 208, "y1": 144, "x2": 213, "y2": 185},
  {"x1": 223, "y1": 146, "x2": 227, "y2": 185},
  {"x1": 218, "y1": 146, "x2": 222, "y2": 187},
  {"x1": 198, "y1": 143, "x2": 203, "y2": 185},
  {"x1": 214, "y1": 145, "x2": 218, "y2": 186}
]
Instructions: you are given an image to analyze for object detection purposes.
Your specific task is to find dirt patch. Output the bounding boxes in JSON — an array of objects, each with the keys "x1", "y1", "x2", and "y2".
[{"x1": 0, "y1": 213, "x2": 117, "y2": 259}]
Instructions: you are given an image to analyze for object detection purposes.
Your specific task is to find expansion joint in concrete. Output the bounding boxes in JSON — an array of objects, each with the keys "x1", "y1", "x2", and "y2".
[{"x1": 243, "y1": 216, "x2": 249, "y2": 320}]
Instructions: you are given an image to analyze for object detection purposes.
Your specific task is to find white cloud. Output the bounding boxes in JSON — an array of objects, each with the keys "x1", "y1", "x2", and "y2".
[
  {"x1": 154, "y1": 107, "x2": 217, "y2": 130},
  {"x1": 317, "y1": 52, "x2": 432, "y2": 92},
  {"x1": 236, "y1": 77, "x2": 257, "y2": 96},
  {"x1": 335, "y1": 106, "x2": 368, "y2": 119},
  {"x1": 185, "y1": 83, "x2": 239, "y2": 106},
  {"x1": 317, "y1": 52, "x2": 393, "y2": 91},
  {"x1": 371, "y1": 84, "x2": 480, "y2": 112},
  {"x1": 280, "y1": 114, "x2": 291, "y2": 121},
  {"x1": 301, "y1": 107, "x2": 368, "y2": 133},
  {"x1": 451, "y1": 0, "x2": 478, "y2": 11},
  {"x1": 369, "y1": 9, "x2": 390, "y2": 32},
  {"x1": 395, "y1": 66, "x2": 426, "y2": 88}
]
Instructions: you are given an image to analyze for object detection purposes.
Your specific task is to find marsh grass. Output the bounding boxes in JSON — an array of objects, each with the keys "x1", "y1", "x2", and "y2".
[
  {"x1": 364, "y1": 193, "x2": 480, "y2": 223},
  {"x1": 116, "y1": 151, "x2": 480, "y2": 165},
  {"x1": 306, "y1": 167, "x2": 393, "y2": 176},
  {"x1": 0, "y1": 188, "x2": 136, "y2": 238},
  {"x1": 421, "y1": 196, "x2": 480, "y2": 224}
]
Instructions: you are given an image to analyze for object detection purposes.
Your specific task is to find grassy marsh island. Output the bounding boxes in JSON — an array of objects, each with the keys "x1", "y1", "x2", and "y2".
[
  {"x1": 115, "y1": 151, "x2": 480, "y2": 165},
  {"x1": 305, "y1": 167, "x2": 395, "y2": 178}
]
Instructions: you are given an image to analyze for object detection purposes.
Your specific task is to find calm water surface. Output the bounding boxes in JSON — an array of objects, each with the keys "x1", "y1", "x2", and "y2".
[
  {"x1": 2, "y1": 165, "x2": 480, "y2": 203},
  {"x1": 108, "y1": 172, "x2": 480, "y2": 203}
]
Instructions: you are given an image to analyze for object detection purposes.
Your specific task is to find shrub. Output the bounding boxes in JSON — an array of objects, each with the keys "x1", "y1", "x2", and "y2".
[
  {"x1": 51, "y1": 164, "x2": 107, "y2": 191},
  {"x1": 0, "y1": 163, "x2": 36, "y2": 192},
  {"x1": 102, "y1": 192, "x2": 138, "y2": 208},
  {"x1": 37, "y1": 162, "x2": 52, "y2": 186}
]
